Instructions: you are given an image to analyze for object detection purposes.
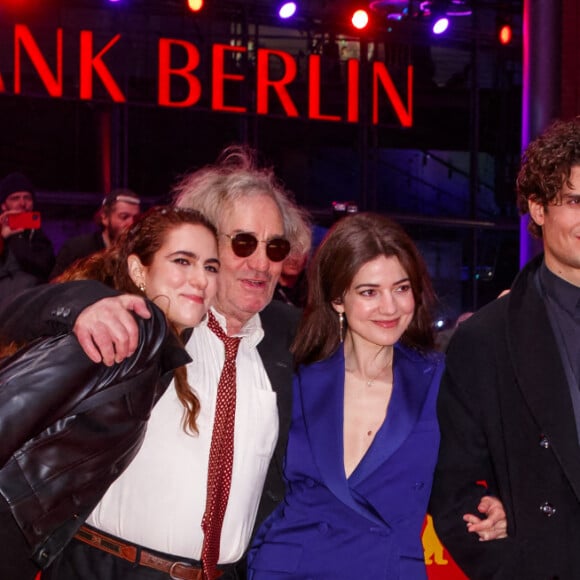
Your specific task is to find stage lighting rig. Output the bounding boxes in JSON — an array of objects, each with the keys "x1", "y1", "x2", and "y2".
[
  {"x1": 278, "y1": 1, "x2": 297, "y2": 19},
  {"x1": 368, "y1": 0, "x2": 472, "y2": 23}
]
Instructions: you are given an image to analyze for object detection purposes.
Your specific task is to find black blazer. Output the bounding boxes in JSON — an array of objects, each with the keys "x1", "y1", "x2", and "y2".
[
  {"x1": 255, "y1": 300, "x2": 300, "y2": 528},
  {"x1": 430, "y1": 255, "x2": 580, "y2": 580},
  {"x1": 50, "y1": 231, "x2": 105, "y2": 279}
]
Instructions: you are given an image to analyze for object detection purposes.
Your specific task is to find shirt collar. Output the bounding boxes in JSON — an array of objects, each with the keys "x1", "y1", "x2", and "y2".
[
  {"x1": 205, "y1": 306, "x2": 265, "y2": 347},
  {"x1": 540, "y1": 260, "x2": 580, "y2": 318}
]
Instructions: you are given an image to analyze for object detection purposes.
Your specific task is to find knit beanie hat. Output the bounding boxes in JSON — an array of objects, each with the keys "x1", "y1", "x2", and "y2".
[{"x1": 0, "y1": 172, "x2": 36, "y2": 204}]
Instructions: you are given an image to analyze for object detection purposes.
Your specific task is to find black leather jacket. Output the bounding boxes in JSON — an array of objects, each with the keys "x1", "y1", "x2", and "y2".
[{"x1": 0, "y1": 304, "x2": 190, "y2": 569}]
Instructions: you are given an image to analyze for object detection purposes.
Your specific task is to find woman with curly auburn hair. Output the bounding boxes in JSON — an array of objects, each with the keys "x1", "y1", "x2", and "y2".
[{"x1": 0, "y1": 206, "x2": 219, "y2": 580}]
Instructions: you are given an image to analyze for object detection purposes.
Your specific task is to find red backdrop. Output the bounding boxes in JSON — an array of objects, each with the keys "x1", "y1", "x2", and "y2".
[{"x1": 423, "y1": 515, "x2": 468, "y2": 580}]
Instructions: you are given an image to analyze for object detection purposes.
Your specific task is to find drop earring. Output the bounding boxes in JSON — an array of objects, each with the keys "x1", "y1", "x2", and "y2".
[
  {"x1": 338, "y1": 312, "x2": 344, "y2": 343},
  {"x1": 138, "y1": 281, "x2": 146, "y2": 293}
]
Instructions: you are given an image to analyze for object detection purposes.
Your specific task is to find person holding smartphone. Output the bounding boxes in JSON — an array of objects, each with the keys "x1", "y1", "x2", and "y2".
[{"x1": 0, "y1": 172, "x2": 55, "y2": 301}]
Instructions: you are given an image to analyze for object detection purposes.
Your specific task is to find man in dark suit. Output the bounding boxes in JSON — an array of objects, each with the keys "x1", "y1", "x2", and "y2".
[
  {"x1": 0, "y1": 147, "x2": 310, "y2": 580},
  {"x1": 430, "y1": 117, "x2": 580, "y2": 579}
]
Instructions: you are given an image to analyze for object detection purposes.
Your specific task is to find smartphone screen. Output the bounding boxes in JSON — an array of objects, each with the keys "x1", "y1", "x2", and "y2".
[{"x1": 7, "y1": 211, "x2": 41, "y2": 230}]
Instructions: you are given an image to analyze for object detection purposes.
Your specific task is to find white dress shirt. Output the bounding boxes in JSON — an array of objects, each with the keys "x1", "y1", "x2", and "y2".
[{"x1": 87, "y1": 308, "x2": 279, "y2": 562}]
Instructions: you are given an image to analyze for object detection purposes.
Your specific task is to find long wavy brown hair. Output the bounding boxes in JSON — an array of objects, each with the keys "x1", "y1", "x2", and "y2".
[
  {"x1": 8, "y1": 206, "x2": 216, "y2": 434},
  {"x1": 293, "y1": 212, "x2": 437, "y2": 367}
]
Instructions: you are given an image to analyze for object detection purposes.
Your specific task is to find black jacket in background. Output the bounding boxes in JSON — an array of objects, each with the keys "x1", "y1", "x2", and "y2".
[
  {"x1": 0, "y1": 229, "x2": 55, "y2": 304},
  {"x1": 3, "y1": 228, "x2": 55, "y2": 280},
  {"x1": 50, "y1": 231, "x2": 105, "y2": 280}
]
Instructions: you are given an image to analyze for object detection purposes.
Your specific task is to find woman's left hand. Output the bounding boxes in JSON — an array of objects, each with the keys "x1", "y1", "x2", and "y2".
[{"x1": 463, "y1": 495, "x2": 508, "y2": 541}]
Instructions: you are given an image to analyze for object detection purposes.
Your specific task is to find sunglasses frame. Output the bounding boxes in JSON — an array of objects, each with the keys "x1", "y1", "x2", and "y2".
[{"x1": 221, "y1": 232, "x2": 291, "y2": 262}]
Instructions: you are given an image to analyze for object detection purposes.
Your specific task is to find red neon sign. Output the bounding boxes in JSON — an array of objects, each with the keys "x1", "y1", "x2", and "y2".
[{"x1": 4, "y1": 24, "x2": 414, "y2": 127}]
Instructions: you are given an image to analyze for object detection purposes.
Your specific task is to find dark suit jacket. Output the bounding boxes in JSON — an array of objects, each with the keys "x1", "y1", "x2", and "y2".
[
  {"x1": 248, "y1": 343, "x2": 443, "y2": 580},
  {"x1": 51, "y1": 231, "x2": 105, "y2": 279},
  {"x1": 430, "y1": 255, "x2": 580, "y2": 580},
  {"x1": 255, "y1": 299, "x2": 300, "y2": 528},
  {"x1": 1, "y1": 228, "x2": 55, "y2": 282}
]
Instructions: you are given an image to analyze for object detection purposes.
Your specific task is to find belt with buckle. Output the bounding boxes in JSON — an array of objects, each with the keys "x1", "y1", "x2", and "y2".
[{"x1": 74, "y1": 525, "x2": 220, "y2": 580}]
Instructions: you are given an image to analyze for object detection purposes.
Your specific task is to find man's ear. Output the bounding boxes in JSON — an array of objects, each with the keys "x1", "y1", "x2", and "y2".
[
  {"x1": 100, "y1": 209, "x2": 109, "y2": 228},
  {"x1": 528, "y1": 197, "x2": 545, "y2": 228},
  {"x1": 127, "y1": 254, "x2": 145, "y2": 287}
]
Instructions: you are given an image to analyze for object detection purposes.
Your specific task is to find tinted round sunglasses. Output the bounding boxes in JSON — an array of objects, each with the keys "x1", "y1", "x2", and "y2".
[{"x1": 221, "y1": 232, "x2": 291, "y2": 262}]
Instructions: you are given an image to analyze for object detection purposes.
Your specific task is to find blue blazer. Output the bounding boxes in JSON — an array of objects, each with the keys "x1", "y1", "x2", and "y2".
[{"x1": 248, "y1": 343, "x2": 444, "y2": 580}]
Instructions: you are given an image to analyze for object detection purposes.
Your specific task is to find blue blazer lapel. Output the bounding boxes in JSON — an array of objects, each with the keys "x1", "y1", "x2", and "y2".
[
  {"x1": 299, "y1": 347, "x2": 384, "y2": 525},
  {"x1": 350, "y1": 343, "x2": 440, "y2": 484}
]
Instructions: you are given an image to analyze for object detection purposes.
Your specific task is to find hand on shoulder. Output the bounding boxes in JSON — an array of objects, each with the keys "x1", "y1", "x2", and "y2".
[{"x1": 73, "y1": 294, "x2": 151, "y2": 366}]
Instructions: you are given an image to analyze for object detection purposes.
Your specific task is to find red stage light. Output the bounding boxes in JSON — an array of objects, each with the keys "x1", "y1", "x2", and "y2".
[
  {"x1": 0, "y1": 0, "x2": 46, "y2": 15},
  {"x1": 188, "y1": 0, "x2": 203, "y2": 12},
  {"x1": 351, "y1": 8, "x2": 370, "y2": 30},
  {"x1": 499, "y1": 24, "x2": 512, "y2": 45}
]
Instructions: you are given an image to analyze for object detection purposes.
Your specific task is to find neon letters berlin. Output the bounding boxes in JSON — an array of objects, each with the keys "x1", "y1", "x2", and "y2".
[{"x1": 3, "y1": 24, "x2": 413, "y2": 127}]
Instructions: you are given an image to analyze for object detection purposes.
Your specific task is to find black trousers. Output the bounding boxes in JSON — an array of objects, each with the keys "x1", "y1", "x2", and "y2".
[
  {"x1": 0, "y1": 496, "x2": 40, "y2": 580},
  {"x1": 43, "y1": 535, "x2": 243, "y2": 580}
]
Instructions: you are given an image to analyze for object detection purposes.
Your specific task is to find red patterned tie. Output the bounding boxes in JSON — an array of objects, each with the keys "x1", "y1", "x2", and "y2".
[{"x1": 202, "y1": 311, "x2": 241, "y2": 580}]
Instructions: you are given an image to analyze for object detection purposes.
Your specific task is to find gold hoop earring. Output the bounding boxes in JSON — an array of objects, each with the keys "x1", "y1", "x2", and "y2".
[{"x1": 338, "y1": 312, "x2": 344, "y2": 343}]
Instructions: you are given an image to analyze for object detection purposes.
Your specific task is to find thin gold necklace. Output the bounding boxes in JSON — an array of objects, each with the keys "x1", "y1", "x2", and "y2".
[
  {"x1": 346, "y1": 352, "x2": 393, "y2": 387},
  {"x1": 364, "y1": 357, "x2": 393, "y2": 387}
]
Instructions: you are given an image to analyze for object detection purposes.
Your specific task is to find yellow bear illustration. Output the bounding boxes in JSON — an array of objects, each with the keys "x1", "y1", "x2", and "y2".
[{"x1": 422, "y1": 515, "x2": 449, "y2": 566}]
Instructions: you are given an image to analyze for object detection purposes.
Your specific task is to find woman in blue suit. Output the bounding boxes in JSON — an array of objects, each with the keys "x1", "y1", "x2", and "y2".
[{"x1": 248, "y1": 212, "x2": 442, "y2": 579}]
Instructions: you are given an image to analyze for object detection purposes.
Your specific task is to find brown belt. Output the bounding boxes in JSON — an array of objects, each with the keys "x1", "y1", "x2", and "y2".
[{"x1": 74, "y1": 525, "x2": 221, "y2": 580}]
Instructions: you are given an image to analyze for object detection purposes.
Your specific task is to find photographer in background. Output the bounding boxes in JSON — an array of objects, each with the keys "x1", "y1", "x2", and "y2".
[
  {"x1": 50, "y1": 189, "x2": 141, "y2": 279},
  {"x1": 0, "y1": 172, "x2": 55, "y2": 302}
]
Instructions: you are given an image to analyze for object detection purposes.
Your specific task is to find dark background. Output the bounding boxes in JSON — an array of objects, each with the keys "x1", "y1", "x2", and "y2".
[{"x1": 0, "y1": 0, "x2": 524, "y2": 321}]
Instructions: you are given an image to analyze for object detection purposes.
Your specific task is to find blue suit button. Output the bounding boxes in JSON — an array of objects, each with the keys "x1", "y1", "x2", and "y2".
[{"x1": 317, "y1": 522, "x2": 329, "y2": 534}]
